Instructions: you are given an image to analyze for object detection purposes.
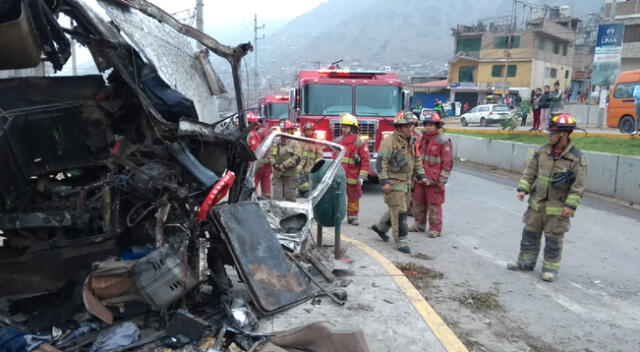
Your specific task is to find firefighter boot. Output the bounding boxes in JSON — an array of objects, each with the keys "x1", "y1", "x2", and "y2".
[
  {"x1": 370, "y1": 225, "x2": 390, "y2": 242},
  {"x1": 397, "y1": 246, "x2": 411, "y2": 254},
  {"x1": 541, "y1": 272, "x2": 555, "y2": 282},
  {"x1": 347, "y1": 217, "x2": 359, "y2": 226},
  {"x1": 506, "y1": 262, "x2": 534, "y2": 271}
]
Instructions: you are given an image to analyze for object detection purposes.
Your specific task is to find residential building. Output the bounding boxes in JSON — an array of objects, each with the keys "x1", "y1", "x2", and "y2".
[
  {"x1": 604, "y1": 0, "x2": 640, "y2": 71},
  {"x1": 448, "y1": 9, "x2": 579, "y2": 105}
]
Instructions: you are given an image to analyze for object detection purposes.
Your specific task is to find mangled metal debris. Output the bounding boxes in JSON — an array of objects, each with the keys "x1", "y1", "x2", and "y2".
[{"x1": 0, "y1": 0, "x2": 358, "y2": 351}]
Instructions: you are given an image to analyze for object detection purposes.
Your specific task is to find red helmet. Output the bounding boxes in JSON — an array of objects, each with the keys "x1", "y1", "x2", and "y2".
[
  {"x1": 421, "y1": 111, "x2": 444, "y2": 126},
  {"x1": 246, "y1": 111, "x2": 259, "y2": 124},
  {"x1": 547, "y1": 113, "x2": 577, "y2": 132},
  {"x1": 282, "y1": 120, "x2": 296, "y2": 130}
]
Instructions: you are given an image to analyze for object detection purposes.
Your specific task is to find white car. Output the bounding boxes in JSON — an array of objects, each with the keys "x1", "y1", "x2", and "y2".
[{"x1": 460, "y1": 104, "x2": 512, "y2": 127}]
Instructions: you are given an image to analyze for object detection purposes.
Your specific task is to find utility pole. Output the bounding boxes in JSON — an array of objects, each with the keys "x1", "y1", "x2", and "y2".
[
  {"x1": 253, "y1": 14, "x2": 265, "y2": 107},
  {"x1": 502, "y1": 0, "x2": 516, "y2": 101},
  {"x1": 196, "y1": 0, "x2": 203, "y2": 32}
]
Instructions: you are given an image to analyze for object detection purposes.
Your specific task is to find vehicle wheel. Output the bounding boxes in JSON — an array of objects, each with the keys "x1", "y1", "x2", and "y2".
[
  {"x1": 619, "y1": 115, "x2": 636, "y2": 133},
  {"x1": 461, "y1": 117, "x2": 468, "y2": 127},
  {"x1": 480, "y1": 118, "x2": 488, "y2": 127}
]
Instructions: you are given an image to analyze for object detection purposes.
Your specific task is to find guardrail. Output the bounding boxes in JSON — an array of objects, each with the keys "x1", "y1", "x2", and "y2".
[{"x1": 446, "y1": 134, "x2": 640, "y2": 205}]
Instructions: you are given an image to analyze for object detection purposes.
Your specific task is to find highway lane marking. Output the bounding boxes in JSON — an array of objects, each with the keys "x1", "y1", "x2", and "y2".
[{"x1": 342, "y1": 235, "x2": 469, "y2": 352}]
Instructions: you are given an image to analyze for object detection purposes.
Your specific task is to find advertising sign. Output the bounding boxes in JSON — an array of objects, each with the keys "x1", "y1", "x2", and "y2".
[{"x1": 591, "y1": 24, "x2": 625, "y2": 86}]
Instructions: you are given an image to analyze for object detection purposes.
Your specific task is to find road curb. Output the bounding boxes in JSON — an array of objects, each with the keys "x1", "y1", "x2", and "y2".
[{"x1": 341, "y1": 235, "x2": 469, "y2": 352}]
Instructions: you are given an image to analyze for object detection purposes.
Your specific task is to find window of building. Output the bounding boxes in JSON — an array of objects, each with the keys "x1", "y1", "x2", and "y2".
[
  {"x1": 550, "y1": 68, "x2": 558, "y2": 78},
  {"x1": 623, "y1": 24, "x2": 640, "y2": 43},
  {"x1": 553, "y1": 41, "x2": 560, "y2": 54},
  {"x1": 491, "y1": 65, "x2": 517, "y2": 77},
  {"x1": 491, "y1": 65, "x2": 504, "y2": 77},
  {"x1": 494, "y1": 36, "x2": 521, "y2": 49},
  {"x1": 565, "y1": 70, "x2": 569, "y2": 79},
  {"x1": 562, "y1": 43, "x2": 568, "y2": 56},
  {"x1": 456, "y1": 38, "x2": 481, "y2": 52},
  {"x1": 538, "y1": 37, "x2": 545, "y2": 50},
  {"x1": 459, "y1": 66, "x2": 475, "y2": 82}
]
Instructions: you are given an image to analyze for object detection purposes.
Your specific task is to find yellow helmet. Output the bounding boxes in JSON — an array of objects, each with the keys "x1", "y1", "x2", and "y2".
[{"x1": 340, "y1": 113, "x2": 358, "y2": 127}]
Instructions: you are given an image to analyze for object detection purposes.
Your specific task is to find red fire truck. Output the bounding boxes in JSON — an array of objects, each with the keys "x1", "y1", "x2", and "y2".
[
  {"x1": 258, "y1": 95, "x2": 290, "y2": 129},
  {"x1": 289, "y1": 68, "x2": 406, "y2": 178}
]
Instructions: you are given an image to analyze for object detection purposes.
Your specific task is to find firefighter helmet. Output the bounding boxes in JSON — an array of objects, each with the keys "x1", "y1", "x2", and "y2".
[
  {"x1": 340, "y1": 113, "x2": 358, "y2": 127},
  {"x1": 547, "y1": 113, "x2": 577, "y2": 132},
  {"x1": 246, "y1": 111, "x2": 259, "y2": 124},
  {"x1": 302, "y1": 122, "x2": 315, "y2": 131},
  {"x1": 421, "y1": 111, "x2": 444, "y2": 126},
  {"x1": 393, "y1": 111, "x2": 414, "y2": 125},
  {"x1": 282, "y1": 120, "x2": 296, "y2": 130}
]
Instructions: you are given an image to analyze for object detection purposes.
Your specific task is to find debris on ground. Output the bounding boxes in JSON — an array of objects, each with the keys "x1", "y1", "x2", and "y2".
[
  {"x1": 394, "y1": 262, "x2": 444, "y2": 295},
  {"x1": 411, "y1": 253, "x2": 434, "y2": 261},
  {"x1": 454, "y1": 289, "x2": 503, "y2": 312}
]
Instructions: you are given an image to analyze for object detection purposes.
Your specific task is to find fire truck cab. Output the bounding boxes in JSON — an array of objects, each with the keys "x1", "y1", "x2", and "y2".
[
  {"x1": 289, "y1": 69, "x2": 405, "y2": 178},
  {"x1": 258, "y1": 95, "x2": 290, "y2": 130}
]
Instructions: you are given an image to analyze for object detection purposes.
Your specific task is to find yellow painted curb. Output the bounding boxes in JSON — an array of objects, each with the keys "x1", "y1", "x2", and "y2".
[
  {"x1": 341, "y1": 235, "x2": 469, "y2": 352},
  {"x1": 447, "y1": 128, "x2": 639, "y2": 140}
]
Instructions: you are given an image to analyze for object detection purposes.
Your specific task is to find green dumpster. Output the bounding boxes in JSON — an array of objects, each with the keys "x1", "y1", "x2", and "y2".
[{"x1": 310, "y1": 159, "x2": 346, "y2": 258}]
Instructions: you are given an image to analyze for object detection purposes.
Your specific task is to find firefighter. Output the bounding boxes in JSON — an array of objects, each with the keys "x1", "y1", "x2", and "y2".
[
  {"x1": 507, "y1": 113, "x2": 587, "y2": 282},
  {"x1": 298, "y1": 122, "x2": 324, "y2": 197},
  {"x1": 247, "y1": 113, "x2": 272, "y2": 198},
  {"x1": 269, "y1": 120, "x2": 302, "y2": 201},
  {"x1": 334, "y1": 113, "x2": 370, "y2": 226},
  {"x1": 370, "y1": 111, "x2": 428, "y2": 254},
  {"x1": 409, "y1": 112, "x2": 453, "y2": 238}
]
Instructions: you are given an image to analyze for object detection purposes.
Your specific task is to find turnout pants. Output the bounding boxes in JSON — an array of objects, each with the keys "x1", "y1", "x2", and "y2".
[
  {"x1": 255, "y1": 165, "x2": 272, "y2": 198},
  {"x1": 272, "y1": 175, "x2": 297, "y2": 202},
  {"x1": 376, "y1": 189, "x2": 410, "y2": 248},
  {"x1": 346, "y1": 184, "x2": 362, "y2": 220},
  {"x1": 412, "y1": 183, "x2": 444, "y2": 234},
  {"x1": 516, "y1": 206, "x2": 571, "y2": 273}
]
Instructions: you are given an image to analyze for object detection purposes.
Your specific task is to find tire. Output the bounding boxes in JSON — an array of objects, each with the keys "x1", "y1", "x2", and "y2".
[
  {"x1": 461, "y1": 117, "x2": 468, "y2": 127},
  {"x1": 619, "y1": 115, "x2": 636, "y2": 134},
  {"x1": 480, "y1": 117, "x2": 488, "y2": 127}
]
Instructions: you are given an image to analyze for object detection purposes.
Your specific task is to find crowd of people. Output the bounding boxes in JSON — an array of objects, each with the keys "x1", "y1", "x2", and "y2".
[{"x1": 246, "y1": 107, "x2": 587, "y2": 282}]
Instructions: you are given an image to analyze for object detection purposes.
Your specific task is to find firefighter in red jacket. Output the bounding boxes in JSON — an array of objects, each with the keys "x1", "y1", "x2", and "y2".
[
  {"x1": 335, "y1": 113, "x2": 370, "y2": 226},
  {"x1": 246, "y1": 113, "x2": 272, "y2": 198},
  {"x1": 409, "y1": 112, "x2": 453, "y2": 237}
]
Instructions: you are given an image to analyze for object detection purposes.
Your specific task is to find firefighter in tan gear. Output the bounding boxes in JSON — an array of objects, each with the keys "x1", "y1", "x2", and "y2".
[
  {"x1": 334, "y1": 113, "x2": 370, "y2": 226},
  {"x1": 297, "y1": 122, "x2": 324, "y2": 197},
  {"x1": 269, "y1": 120, "x2": 302, "y2": 201},
  {"x1": 370, "y1": 111, "x2": 428, "y2": 254},
  {"x1": 507, "y1": 113, "x2": 587, "y2": 282}
]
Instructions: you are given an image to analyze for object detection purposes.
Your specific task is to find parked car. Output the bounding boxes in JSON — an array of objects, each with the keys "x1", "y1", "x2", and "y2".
[
  {"x1": 607, "y1": 70, "x2": 640, "y2": 133},
  {"x1": 460, "y1": 104, "x2": 512, "y2": 127}
]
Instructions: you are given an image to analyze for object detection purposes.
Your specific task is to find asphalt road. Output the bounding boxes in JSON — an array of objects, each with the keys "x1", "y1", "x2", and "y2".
[{"x1": 348, "y1": 162, "x2": 640, "y2": 352}]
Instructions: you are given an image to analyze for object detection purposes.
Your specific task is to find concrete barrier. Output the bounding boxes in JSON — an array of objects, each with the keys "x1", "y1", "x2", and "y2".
[
  {"x1": 446, "y1": 133, "x2": 640, "y2": 204},
  {"x1": 615, "y1": 156, "x2": 640, "y2": 204},
  {"x1": 564, "y1": 104, "x2": 601, "y2": 127}
]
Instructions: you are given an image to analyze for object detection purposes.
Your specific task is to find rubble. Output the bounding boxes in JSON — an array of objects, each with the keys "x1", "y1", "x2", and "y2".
[{"x1": 0, "y1": 1, "x2": 361, "y2": 351}]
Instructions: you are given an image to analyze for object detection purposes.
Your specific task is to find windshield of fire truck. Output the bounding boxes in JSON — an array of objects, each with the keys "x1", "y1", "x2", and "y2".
[
  {"x1": 301, "y1": 84, "x2": 352, "y2": 116},
  {"x1": 268, "y1": 103, "x2": 289, "y2": 119},
  {"x1": 355, "y1": 85, "x2": 402, "y2": 117}
]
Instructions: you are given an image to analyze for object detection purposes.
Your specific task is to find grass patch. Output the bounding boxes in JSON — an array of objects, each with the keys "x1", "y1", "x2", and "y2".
[
  {"x1": 454, "y1": 289, "x2": 503, "y2": 312},
  {"x1": 448, "y1": 131, "x2": 640, "y2": 157}
]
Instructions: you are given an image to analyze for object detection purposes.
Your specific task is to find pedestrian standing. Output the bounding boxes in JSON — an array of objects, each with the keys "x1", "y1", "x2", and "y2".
[
  {"x1": 531, "y1": 88, "x2": 542, "y2": 130},
  {"x1": 507, "y1": 113, "x2": 587, "y2": 282},
  {"x1": 412, "y1": 101, "x2": 423, "y2": 118},
  {"x1": 247, "y1": 114, "x2": 272, "y2": 198},
  {"x1": 550, "y1": 81, "x2": 563, "y2": 113},
  {"x1": 463, "y1": 102, "x2": 471, "y2": 113},
  {"x1": 408, "y1": 112, "x2": 453, "y2": 238},
  {"x1": 539, "y1": 85, "x2": 551, "y2": 129},
  {"x1": 434, "y1": 99, "x2": 446, "y2": 118},
  {"x1": 269, "y1": 121, "x2": 302, "y2": 201},
  {"x1": 632, "y1": 84, "x2": 640, "y2": 135},
  {"x1": 335, "y1": 113, "x2": 370, "y2": 225},
  {"x1": 297, "y1": 122, "x2": 324, "y2": 197},
  {"x1": 519, "y1": 101, "x2": 530, "y2": 127},
  {"x1": 370, "y1": 111, "x2": 428, "y2": 254}
]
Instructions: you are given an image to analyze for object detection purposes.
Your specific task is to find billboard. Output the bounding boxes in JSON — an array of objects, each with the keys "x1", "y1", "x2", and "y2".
[{"x1": 591, "y1": 24, "x2": 625, "y2": 86}]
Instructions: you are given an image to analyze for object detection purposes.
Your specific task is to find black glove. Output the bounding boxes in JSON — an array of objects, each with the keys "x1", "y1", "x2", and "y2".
[{"x1": 354, "y1": 154, "x2": 361, "y2": 166}]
